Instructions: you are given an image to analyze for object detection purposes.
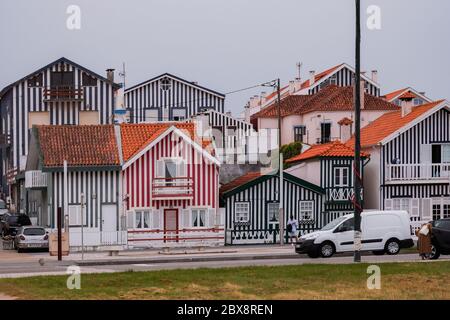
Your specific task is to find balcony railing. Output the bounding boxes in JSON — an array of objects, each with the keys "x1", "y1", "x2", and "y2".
[
  {"x1": 326, "y1": 187, "x2": 363, "y2": 202},
  {"x1": 152, "y1": 177, "x2": 194, "y2": 199},
  {"x1": 386, "y1": 163, "x2": 450, "y2": 182},
  {"x1": 25, "y1": 170, "x2": 48, "y2": 189},
  {"x1": 43, "y1": 86, "x2": 83, "y2": 101}
]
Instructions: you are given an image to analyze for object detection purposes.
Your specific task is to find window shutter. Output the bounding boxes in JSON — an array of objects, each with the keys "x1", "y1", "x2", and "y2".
[
  {"x1": 208, "y1": 208, "x2": 216, "y2": 227},
  {"x1": 126, "y1": 211, "x2": 134, "y2": 229},
  {"x1": 411, "y1": 199, "x2": 420, "y2": 217},
  {"x1": 178, "y1": 160, "x2": 186, "y2": 178},
  {"x1": 420, "y1": 144, "x2": 432, "y2": 164},
  {"x1": 384, "y1": 199, "x2": 393, "y2": 211},
  {"x1": 157, "y1": 160, "x2": 165, "y2": 178},
  {"x1": 181, "y1": 209, "x2": 190, "y2": 229},
  {"x1": 152, "y1": 209, "x2": 161, "y2": 229},
  {"x1": 421, "y1": 198, "x2": 432, "y2": 220}
]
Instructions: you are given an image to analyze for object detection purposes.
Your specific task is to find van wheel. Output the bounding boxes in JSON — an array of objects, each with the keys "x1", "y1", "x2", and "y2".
[
  {"x1": 372, "y1": 250, "x2": 385, "y2": 256},
  {"x1": 385, "y1": 239, "x2": 400, "y2": 255},
  {"x1": 429, "y1": 245, "x2": 440, "y2": 260},
  {"x1": 320, "y1": 242, "x2": 335, "y2": 258}
]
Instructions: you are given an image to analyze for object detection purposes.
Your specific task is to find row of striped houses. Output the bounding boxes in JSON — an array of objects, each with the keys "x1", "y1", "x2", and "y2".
[
  {"x1": 0, "y1": 58, "x2": 227, "y2": 215},
  {"x1": 25, "y1": 122, "x2": 223, "y2": 249}
]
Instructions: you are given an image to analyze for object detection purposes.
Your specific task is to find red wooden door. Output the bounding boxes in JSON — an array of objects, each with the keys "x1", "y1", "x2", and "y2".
[{"x1": 164, "y1": 209, "x2": 179, "y2": 242}]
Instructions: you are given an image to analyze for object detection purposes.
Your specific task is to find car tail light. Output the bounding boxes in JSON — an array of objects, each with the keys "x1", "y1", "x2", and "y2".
[
  {"x1": 43, "y1": 234, "x2": 48, "y2": 240},
  {"x1": 19, "y1": 235, "x2": 25, "y2": 240}
]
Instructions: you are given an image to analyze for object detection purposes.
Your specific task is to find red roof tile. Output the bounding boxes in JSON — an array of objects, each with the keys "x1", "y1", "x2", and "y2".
[
  {"x1": 120, "y1": 122, "x2": 213, "y2": 162},
  {"x1": 286, "y1": 141, "x2": 368, "y2": 163},
  {"x1": 251, "y1": 85, "x2": 399, "y2": 120},
  {"x1": 37, "y1": 125, "x2": 120, "y2": 167},
  {"x1": 346, "y1": 100, "x2": 445, "y2": 147},
  {"x1": 220, "y1": 171, "x2": 262, "y2": 194}
]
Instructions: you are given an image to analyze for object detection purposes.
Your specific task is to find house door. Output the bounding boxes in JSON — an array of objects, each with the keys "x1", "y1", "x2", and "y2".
[
  {"x1": 102, "y1": 204, "x2": 117, "y2": 232},
  {"x1": 164, "y1": 209, "x2": 179, "y2": 242}
]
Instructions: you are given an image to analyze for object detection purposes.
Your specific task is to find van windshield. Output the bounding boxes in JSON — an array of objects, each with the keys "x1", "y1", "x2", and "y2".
[{"x1": 321, "y1": 216, "x2": 350, "y2": 231}]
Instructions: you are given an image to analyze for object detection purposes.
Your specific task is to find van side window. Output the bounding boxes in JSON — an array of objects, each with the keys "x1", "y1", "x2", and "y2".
[{"x1": 336, "y1": 218, "x2": 354, "y2": 232}]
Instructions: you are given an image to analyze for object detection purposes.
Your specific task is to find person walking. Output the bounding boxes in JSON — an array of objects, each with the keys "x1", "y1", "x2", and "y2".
[
  {"x1": 415, "y1": 223, "x2": 433, "y2": 260},
  {"x1": 286, "y1": 215, "x2": 299, "y2": 245}
]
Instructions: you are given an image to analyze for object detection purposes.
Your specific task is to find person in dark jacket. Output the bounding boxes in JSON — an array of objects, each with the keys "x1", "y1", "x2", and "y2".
[{"x1": 415, "y1": 223, "x2": 432, "y2": 260}]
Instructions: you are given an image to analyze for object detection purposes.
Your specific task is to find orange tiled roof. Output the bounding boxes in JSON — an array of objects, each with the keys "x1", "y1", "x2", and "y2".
[
  {"x1": 220, "y1": 171, "x2": 262, "y2": 194},
  {"x1": 286, "y1": 141, "x2": 368, "y2": 163},
  {"x1": 120, "y1": 122, "x2": 213, "y2": 162},
  {"x1": 346, "y1": 100, "x2": 445, "y2": 147},
  {"x1": 300, "y1": 64, "x2": 344, "y2": 90},
  {"x1": 37, "y1": 125, "x2": 120, "y2": 167},
  {"x1": 251, "y1": 85, "x2": 399, "y2": 120},
  {"x1": 383, "y1": 88, "x2": 420, "y2": 102}
]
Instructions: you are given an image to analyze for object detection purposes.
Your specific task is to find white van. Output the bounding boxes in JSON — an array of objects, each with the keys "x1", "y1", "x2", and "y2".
[{"x1": 295, "y1": 211, "x2": 414, "y2": 258}]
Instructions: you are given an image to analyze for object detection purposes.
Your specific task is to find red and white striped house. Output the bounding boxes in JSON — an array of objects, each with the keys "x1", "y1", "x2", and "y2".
[{"x1": 120, "y1": 122, "x2": 224, "y2": 248}]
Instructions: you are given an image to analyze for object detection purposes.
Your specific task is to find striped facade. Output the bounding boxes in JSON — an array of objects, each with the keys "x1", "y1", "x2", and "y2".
[
  {"x1": 123, "y1": 129, "x2": 223, "y2": 247},
  {"x1": 26, "y1": 169, "x2": 123, "y2": 247},
  {"x1": 320, "y1": 158, "x2": 366, "y2": 223},
  {"x1": 380, "y1": 107, "x2": 450, "y2": 221},
  {"x1": 308, "y1": 66, "x2": 380, "y2": 96},
  {"x1": 222, "y1": 173, "x2": 324, "y2": 245},
  {"x1": 0, "y1": 57, "x2": 120, "y2": 205},
  {"x1": 125, "y1": 73, "x2": 225, "y2": 123}
]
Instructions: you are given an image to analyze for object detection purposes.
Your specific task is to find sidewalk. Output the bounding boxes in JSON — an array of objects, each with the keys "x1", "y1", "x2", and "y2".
[{"x1": 72, "y1": 245, "x2": 299, "y2": 266}]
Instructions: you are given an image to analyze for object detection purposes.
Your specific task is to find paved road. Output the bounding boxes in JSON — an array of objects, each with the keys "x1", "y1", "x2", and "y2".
[{"x1": 0, "y1": 251, "x2": 448, "y2": 279}]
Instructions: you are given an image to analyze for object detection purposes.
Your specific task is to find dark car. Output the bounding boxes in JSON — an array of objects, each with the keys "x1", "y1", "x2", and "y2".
[
  {"x1": 430, "y1": 218, "x2": 450, "y2": 260},
  {"x1": 0, "y1": 214, "x2": 32, "y2": 237}
]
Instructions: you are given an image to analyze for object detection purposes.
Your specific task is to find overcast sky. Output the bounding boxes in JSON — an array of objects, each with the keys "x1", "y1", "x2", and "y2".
[{"x1": 1, "y1": 0, "x2": 449, "y2": 116}]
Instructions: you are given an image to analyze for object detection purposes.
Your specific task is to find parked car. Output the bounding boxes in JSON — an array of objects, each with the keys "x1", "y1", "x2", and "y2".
[
  {"x1": 0, "y1": 213, "x2": 32, "y2": 237},
  {"x1": 14, "y1": 226, "x2": 49, "y2": 252},
  {"x1": 429, "y1": 218, "x2": 450, "y2": 260},
  {"x1": 296, "y1": 211, "x2": 414, "y2": 258}
]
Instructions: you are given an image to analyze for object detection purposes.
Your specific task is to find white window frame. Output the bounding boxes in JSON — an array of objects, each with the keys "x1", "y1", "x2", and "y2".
[
  {"x1": 299, "y1": 201, "x2": 314, "y2": 221},
  {"x1": 267, "y1": 202, "x2": 279, "y2": 223},
  {"x1": 191, "y1": 208, "x2": 207, "y2": 228},
  {"x1": 234, "y1": 202, "x2": 250, "y2": 223},
  {"x1": 134, "y1": 210, "x2": 151, "y2": 229},
  {"x1": 334, "y1": 167, "x2": 350, "y2": 187}
]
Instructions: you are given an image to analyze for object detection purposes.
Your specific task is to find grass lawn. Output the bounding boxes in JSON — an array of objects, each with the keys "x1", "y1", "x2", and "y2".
[{"x1": 0, "y1": 261, "x2": 449, "y2": 300}]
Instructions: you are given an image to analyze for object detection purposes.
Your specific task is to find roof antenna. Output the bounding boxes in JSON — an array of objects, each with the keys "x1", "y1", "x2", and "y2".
[
  {"x1": 118, "y1": 62, "x2": 126, "y2": 88},
  {"x1": 296, "y1": 62, "x2": 303, "y2": 81}
]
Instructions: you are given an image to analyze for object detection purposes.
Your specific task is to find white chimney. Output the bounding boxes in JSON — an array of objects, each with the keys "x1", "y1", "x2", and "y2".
[
  {"x1": 401, "y1": 98, "x2": 414, "y2": 117},
  {"x1": 371, "y1": 70, "x2": 378, "y2": 83},
  {"x1": 106, "y1": 69, "x2": 115, "y2": 82},
  {"x1": 289, "y1": 80, "x2": 295, "y2": 94},
  {"x1": 309, "y1": 70, "x2": 316, "y2": 87}
]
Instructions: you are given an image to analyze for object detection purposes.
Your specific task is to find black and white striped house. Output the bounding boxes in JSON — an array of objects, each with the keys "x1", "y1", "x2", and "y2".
[
  {"x1": 0, "y1": 57, "x2": 121, "y2": 211},
  {"x1": 285, "y1": 141, "x2": 368, "y2": 224},
  {"x1": 124, "y1": 73, "x2": 225, "y2": 123},
  {"x1": 349, "y1": 99, "x2": 450, "y2": 231},
  {"x1": 220, "y1": 171, "x2": 324, "y2": 245},
  {"x1": 25, "y1": 125, "x2": 123, "y2": 248}
]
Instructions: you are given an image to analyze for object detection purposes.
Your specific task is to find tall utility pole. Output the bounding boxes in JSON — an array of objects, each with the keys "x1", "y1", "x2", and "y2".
[
  {"x1": 276, "y1": 78, "x2": 285, "y2": 246},
  {"x1": 353, "y1": 0, "x2": 363, "y2": 263}
]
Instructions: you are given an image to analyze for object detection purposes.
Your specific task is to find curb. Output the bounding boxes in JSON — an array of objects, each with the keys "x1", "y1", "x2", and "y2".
[{"x1": 74, "y1": 253, "x2": 299, "y2": 266}]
